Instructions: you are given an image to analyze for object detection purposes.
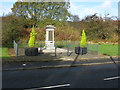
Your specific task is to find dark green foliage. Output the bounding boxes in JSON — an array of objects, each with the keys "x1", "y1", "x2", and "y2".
[
  {"x1": 70, "y1": 14, "x2": 80, "y2": 22},
  {"x1": 2, "y1": 15, "x2": 24, "y2": 47},
  {"x1": 56, "y1": 44, "x2": 65, "y2": 48},
  {"x1": 11, "y1": 1, "x2": 71, "y2": 27},
  {"x1": 67, "y1": 14, "x2": 118, "y2": 43},
  {"x1": 2, "y1": 6, "x2": 118, "y2": 48}
]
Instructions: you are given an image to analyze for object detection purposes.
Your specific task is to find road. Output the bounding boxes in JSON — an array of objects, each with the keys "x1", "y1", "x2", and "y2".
[{"x1": 2, "y1": 62, "x2": 120, "y2": 89}]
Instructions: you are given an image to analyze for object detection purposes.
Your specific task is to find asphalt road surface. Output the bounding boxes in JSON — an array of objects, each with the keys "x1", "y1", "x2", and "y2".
[{"x1": 2, "y1": 63, "x2": 120, "y2": 89}]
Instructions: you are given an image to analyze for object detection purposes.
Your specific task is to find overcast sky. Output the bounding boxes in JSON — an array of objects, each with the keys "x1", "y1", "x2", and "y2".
[{"x1": 0, "y1": 0, "x2": 119, "y2": 20}]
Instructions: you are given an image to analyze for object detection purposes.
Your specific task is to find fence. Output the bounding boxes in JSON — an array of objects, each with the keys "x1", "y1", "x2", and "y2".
[
  {"x1": 15, "y1": 40, "x2": 98, "y2": 56},
  {"x1": 55, "y1": 41, "x2": 98, "y2": 54},
  {"x1": 13, "y1": 40, "x2": 18, "y2": 57}
]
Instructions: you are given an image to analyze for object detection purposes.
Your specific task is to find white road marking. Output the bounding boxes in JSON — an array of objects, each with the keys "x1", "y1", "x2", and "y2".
[
  {"x1": 104, "y1": 76, "x2": 120, "y2": 81},
  {"x1": 25, "y1": 84, "x2": 70, "y2": 90}
]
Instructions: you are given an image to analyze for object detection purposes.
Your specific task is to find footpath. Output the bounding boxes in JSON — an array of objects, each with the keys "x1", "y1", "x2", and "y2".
[{"x1": 2, "y1": 48, "x2": 119, "y2": 71}]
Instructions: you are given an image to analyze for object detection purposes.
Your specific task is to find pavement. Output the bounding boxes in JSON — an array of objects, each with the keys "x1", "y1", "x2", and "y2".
[{"x1": 2, "y1": 48, "x2": 119, "y2": 71}]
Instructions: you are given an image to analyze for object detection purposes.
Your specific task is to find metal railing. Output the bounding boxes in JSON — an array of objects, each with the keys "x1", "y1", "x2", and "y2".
[
  {"x1": 16, "y1": 40, "x2": 98, "y2": 56},
  {"x1": 13, "y1": 40, "x2": 18, "y2": 57}
]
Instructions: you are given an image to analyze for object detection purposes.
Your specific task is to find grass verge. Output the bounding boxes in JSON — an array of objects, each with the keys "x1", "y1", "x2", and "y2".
[
  {"x1": 98, "y1": 44, "x2": 119, "y2": 56},
  {"x1": 0, "y1": 47, "x2": 10, "y2": 59}
]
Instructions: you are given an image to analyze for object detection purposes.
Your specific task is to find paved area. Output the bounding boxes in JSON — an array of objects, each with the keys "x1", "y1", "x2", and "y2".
[
  {"x1": 3, "y1": 48, "x2": 117, "y2": 62},
  {"x1": 2, "y1": 48, "x2": 119, "y2": 89},
  {"x1": 2, "y1": 48, "x2": 119, "y2": 70}
]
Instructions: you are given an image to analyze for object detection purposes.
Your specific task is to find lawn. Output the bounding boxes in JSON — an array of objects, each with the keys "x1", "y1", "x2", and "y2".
[
  {"x1": 0, "y1": 47, "x2": 10, "y2": 58},
  {"x1": 98, "y1": 44, "x2": 119, "y2": 56}
]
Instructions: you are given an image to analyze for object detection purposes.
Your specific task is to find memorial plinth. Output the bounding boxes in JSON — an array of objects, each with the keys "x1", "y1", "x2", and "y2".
[{"x1": 45, "y1": 25, "x2": 55, "y2": 49}]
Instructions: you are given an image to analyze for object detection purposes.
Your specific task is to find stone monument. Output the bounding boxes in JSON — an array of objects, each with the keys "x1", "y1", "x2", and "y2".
[{"x1": 45, "y1": 25, "x2": 55, "y2": 49}]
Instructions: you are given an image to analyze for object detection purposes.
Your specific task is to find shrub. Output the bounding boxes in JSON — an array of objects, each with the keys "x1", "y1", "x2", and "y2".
[
  {"x1": 28, "y1": 26, "x2": 37, "y2": 47},
  {"x1": 2, "y1": 15, "x2": 28, "y2": 47},
  {"x1": 56, "y1": 44, "x2": 65, "y2": 48},
  {"x1": 55, "y1": 25, "x2": 80, "y2": 41}
]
